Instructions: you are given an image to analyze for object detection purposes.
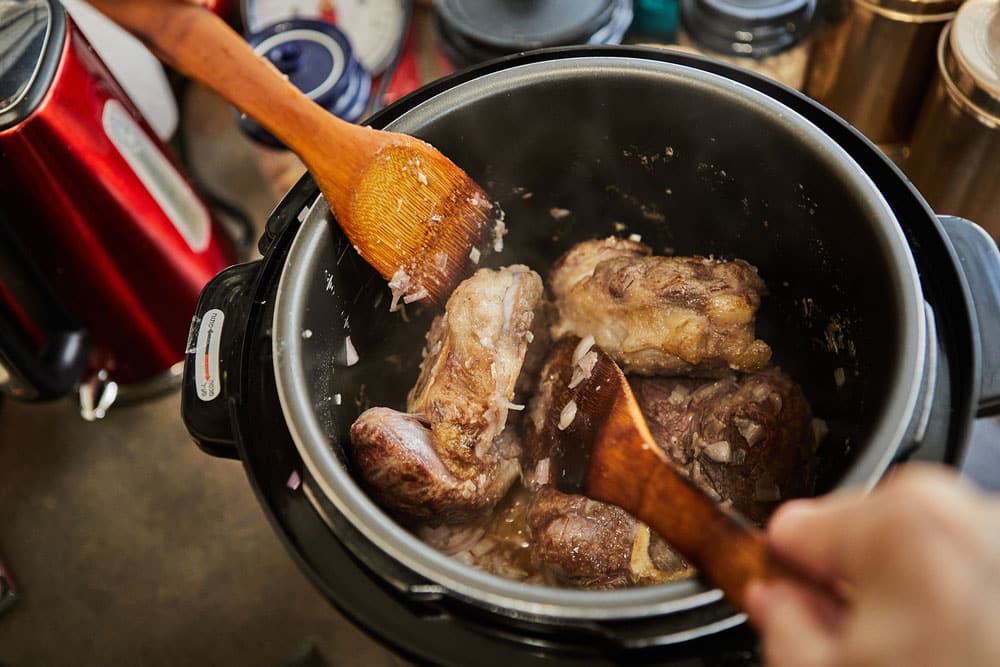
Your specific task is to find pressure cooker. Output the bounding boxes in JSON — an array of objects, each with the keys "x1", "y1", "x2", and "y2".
[{"x1": 181, "y1": 47, "x2": 1000, "y2": 665}]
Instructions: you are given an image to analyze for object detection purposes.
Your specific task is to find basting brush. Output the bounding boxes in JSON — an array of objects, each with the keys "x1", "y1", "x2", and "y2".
[{"x1": 91, "y1": 0, "x2": 495, "y2": 306}]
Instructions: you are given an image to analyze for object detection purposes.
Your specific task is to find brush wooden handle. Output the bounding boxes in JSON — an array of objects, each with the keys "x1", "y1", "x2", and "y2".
[
  {"x1": 88, "y1": 0, "x2": 366, "y2": 203},
  {"x1": 589, "y1": 389, "x2": 842, "y2": 610}
]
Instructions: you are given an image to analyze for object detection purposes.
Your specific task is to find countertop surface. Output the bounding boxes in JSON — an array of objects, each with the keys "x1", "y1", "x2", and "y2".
[{"x1": 0, "y1": 392, "x2": 408, "y2": 667}]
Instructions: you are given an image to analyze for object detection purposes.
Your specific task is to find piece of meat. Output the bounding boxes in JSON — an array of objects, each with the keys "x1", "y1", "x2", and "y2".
[
  {"x1": 526, "y1": 487, "x2": 692, "y2": 589},
  {"x1": 521, "y1": 336, "x2": 565, "y2": 490},
  {"x1": 631, "y1": 368, "x2": 818, "y2": 524},
  {"x1": 350, "y1": 266, "x2": 543, "y2": 522},
  {"x1": 515, "y1": 298, "x2": 556, "y2": 399},
  {"x1": 549, "y1": 238, "x2": 772, "y2": 376},
  {"x1": 527, "y1": 486, "x2": 636, "y2": 589},
  {"x1": 521, "y1": 342, "x2": 694, "y2": 588}
]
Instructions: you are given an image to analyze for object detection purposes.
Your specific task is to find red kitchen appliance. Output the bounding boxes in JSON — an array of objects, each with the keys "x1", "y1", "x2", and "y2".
[{"x1": 0, "y1": 0, "x2": 237, "y2": 414}]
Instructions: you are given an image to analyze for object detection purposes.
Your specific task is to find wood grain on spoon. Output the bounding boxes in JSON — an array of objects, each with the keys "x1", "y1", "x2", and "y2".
[
  {"x1": 90, "y1": 0, "x2": 493, "y2": 306},
  {"x1": 542, "y1": 336, "x2": 843, "y2": 610}
]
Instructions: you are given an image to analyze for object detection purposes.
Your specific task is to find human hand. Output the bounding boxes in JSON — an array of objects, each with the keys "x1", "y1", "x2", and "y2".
[{"x1": 745, "y1": 463, "x2": 1000, "y2": 667}]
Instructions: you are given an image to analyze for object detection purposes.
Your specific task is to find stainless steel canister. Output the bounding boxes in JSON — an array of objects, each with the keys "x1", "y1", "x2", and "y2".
[
  {"x1": 906, "y1": 0, "x2": 1000, "y2": 239},
  {"x1": 804, "y1": 0, "x2": 963, "y2": 145}
]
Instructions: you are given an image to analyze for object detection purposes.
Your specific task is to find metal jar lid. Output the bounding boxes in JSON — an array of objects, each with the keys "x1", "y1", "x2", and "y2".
[
  {"x1": 939, "y1": 0, "x2": 1000, "y2": 124},
  {"x1": 851, "y1": 0, "x2": 963, "y2": 23},
  {"x1": 436, "y1": 0, "x2": 615, "y2": 50},
  {"x1": 680, "y1": 0, "x2": 817, "y2": 58}
]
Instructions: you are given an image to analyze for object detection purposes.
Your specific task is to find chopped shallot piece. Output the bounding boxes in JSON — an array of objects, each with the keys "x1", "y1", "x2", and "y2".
[
  {"x1": 344, "y1": 336, "x2": 359, "y2": 366},
  {"x1": 572, "y1": 335, "x2": 596, "y2": 364},
  {"x1": 404, "y1": 287, "x2": 429, "y2": 304},
  {"x1": 558, "y1": 400, "x2": 578, "y2": 430},
  {"x1": 530, "y1": 457, "x2": 551, "y2": 486},
  {"x1": 702, "y1": 440, "x2": 732, "y2": 463},
  {"x1": 388, "y1": 268, "x2": 411, "y2": 312},
  {"x1": 498, "y1": 397, "x2": 525, "y2": 411},
  {"x1": 569, "y1": 350, "x2": 598, "y2": 389},
  {"x1": 811, "y1": 418, "x2": 829, "y2": 445},
  {"x1": 493, "y1": 214, "x2": 507, "y2": 253},
  {"x1": 735, "y1": 417, "x2": 764, "y2": 447}
]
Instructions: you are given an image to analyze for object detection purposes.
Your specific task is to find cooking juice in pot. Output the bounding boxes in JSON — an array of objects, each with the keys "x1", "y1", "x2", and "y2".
[{"x1": 348, "y1": 236, "x2": 824, "y2": 589}]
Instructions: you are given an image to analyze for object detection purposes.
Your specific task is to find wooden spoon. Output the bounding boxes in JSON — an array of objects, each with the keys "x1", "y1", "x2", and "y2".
[
  {"x1": 90, "y1": 0, "x2": 494, "y2": 306},
  {"x1": 538, "y1": 336, "x2": 843, "y2": 610}
]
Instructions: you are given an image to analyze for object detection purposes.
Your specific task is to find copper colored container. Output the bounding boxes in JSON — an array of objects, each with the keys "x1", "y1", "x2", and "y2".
[
  {"x1": 805, "y1": 0, "x2": 963, "y2": 144},
  {"x1": 906, "y1": 0, "x2": 1000, "y2": 239}
]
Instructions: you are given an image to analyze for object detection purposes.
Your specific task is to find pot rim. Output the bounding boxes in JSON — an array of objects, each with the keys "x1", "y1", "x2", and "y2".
[{"x1": 272, "y1": 55, "x2": 927, "y2": 621}]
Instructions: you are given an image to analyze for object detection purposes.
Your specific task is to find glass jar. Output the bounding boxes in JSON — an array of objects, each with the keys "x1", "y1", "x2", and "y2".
[{"x1": 678, "y1": 0, "x2": 817, "y2": 90}]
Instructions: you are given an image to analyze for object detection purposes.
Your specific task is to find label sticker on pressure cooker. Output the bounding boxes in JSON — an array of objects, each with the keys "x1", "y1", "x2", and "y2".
[{"x1": 195, "y1": 309, "x2": 224, "y2": 401}]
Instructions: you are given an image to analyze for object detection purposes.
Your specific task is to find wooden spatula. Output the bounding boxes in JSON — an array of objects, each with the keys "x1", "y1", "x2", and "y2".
[
  {"x1": 539, "y1": 336, "x2": 843, "y2": 610},
  {"x1": 90, "y1": 0, "x2": 493, "y2": 306}
]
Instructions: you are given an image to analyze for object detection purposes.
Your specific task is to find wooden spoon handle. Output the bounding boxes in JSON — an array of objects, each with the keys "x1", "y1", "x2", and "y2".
[
  {"x1": 89, "y1": 0, "x2": 361, "y2": 194},
  {"x1": 626, "y1": 446, "x2": 842, "y2": 609},
  {"x1": 590, "y1": 392, "x2": 843, "y2": 610}
]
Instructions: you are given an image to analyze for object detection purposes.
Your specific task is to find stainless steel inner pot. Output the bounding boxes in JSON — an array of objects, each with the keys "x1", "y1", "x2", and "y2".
[{"x1": 269, "y1": 56, "x2": 928, "y2": 633}]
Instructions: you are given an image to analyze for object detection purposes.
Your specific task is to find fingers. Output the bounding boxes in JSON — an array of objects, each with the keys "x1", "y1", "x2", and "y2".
[
  {"x1": 745, "y1": 580, "x2": 839, "y2": 667},
  {"x1": 879, "y1": 461, "x2": 963, "y2": 489},
  {"x1": 767, "y1": 464, "x2": 970, "y2": 583},
  {"x1": 766, "y1": 491, "x2": 870, "y2": 582}
]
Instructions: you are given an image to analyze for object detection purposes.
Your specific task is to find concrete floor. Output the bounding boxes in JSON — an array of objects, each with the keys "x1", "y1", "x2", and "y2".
[{"x1": 0, "y1": 393, "x2": 405, "y2": 666}]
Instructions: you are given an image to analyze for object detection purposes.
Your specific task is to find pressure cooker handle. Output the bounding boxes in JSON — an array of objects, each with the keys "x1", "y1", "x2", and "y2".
[
  {"x1": 938, "y1": 216, "x2": 1000, "y2": 417},
  {"x1": 181, "y1": 260, "x2": 261, "y2": 459},
  {"x1": 0, "y1": 221, "x2": 89, "y2": 400}
]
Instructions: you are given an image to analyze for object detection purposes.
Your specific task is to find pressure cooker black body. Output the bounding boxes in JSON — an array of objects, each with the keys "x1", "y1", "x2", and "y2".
[{"x1": 181, "y1": 48, "x2": 1000, "y2": 665}]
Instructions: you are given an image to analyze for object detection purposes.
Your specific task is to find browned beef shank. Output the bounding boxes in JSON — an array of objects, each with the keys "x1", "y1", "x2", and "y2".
[
  {"x1": 350, "y1": 265, "x2": 543, "y2": 522},
  {"x1": 549, "y1": 238, "x2": 772, "y2": 377},
  {"x1": 631, "y1": 369, "x2": 819, "y2": 524}
]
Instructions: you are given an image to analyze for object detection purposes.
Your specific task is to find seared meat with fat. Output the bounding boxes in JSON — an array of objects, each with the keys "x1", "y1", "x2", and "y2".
[
  {"x1": 527, "y1": 487, "x2": 635, "y2": 588},
  {"x1": 351, "y1": 236, "x2": 820, "y2": 590},
  {"x1": 522, "y1": 343, "x2": 692, "y2": 589},
  {"x1": 515, "y1": 298, "x2": 556, "y2": 398},
  {"x1": 350, "y1": 266, "x2": 543, "y2": 522},
  {"x1": 550, "y1": 238, "x2": 772, "y2": 376},
  {"x1": 631, "y1": 368, "x2": 818, "y2": 524},
  {"x1": 527, "y1": 487, "x2": 693, "y2": 589}
]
